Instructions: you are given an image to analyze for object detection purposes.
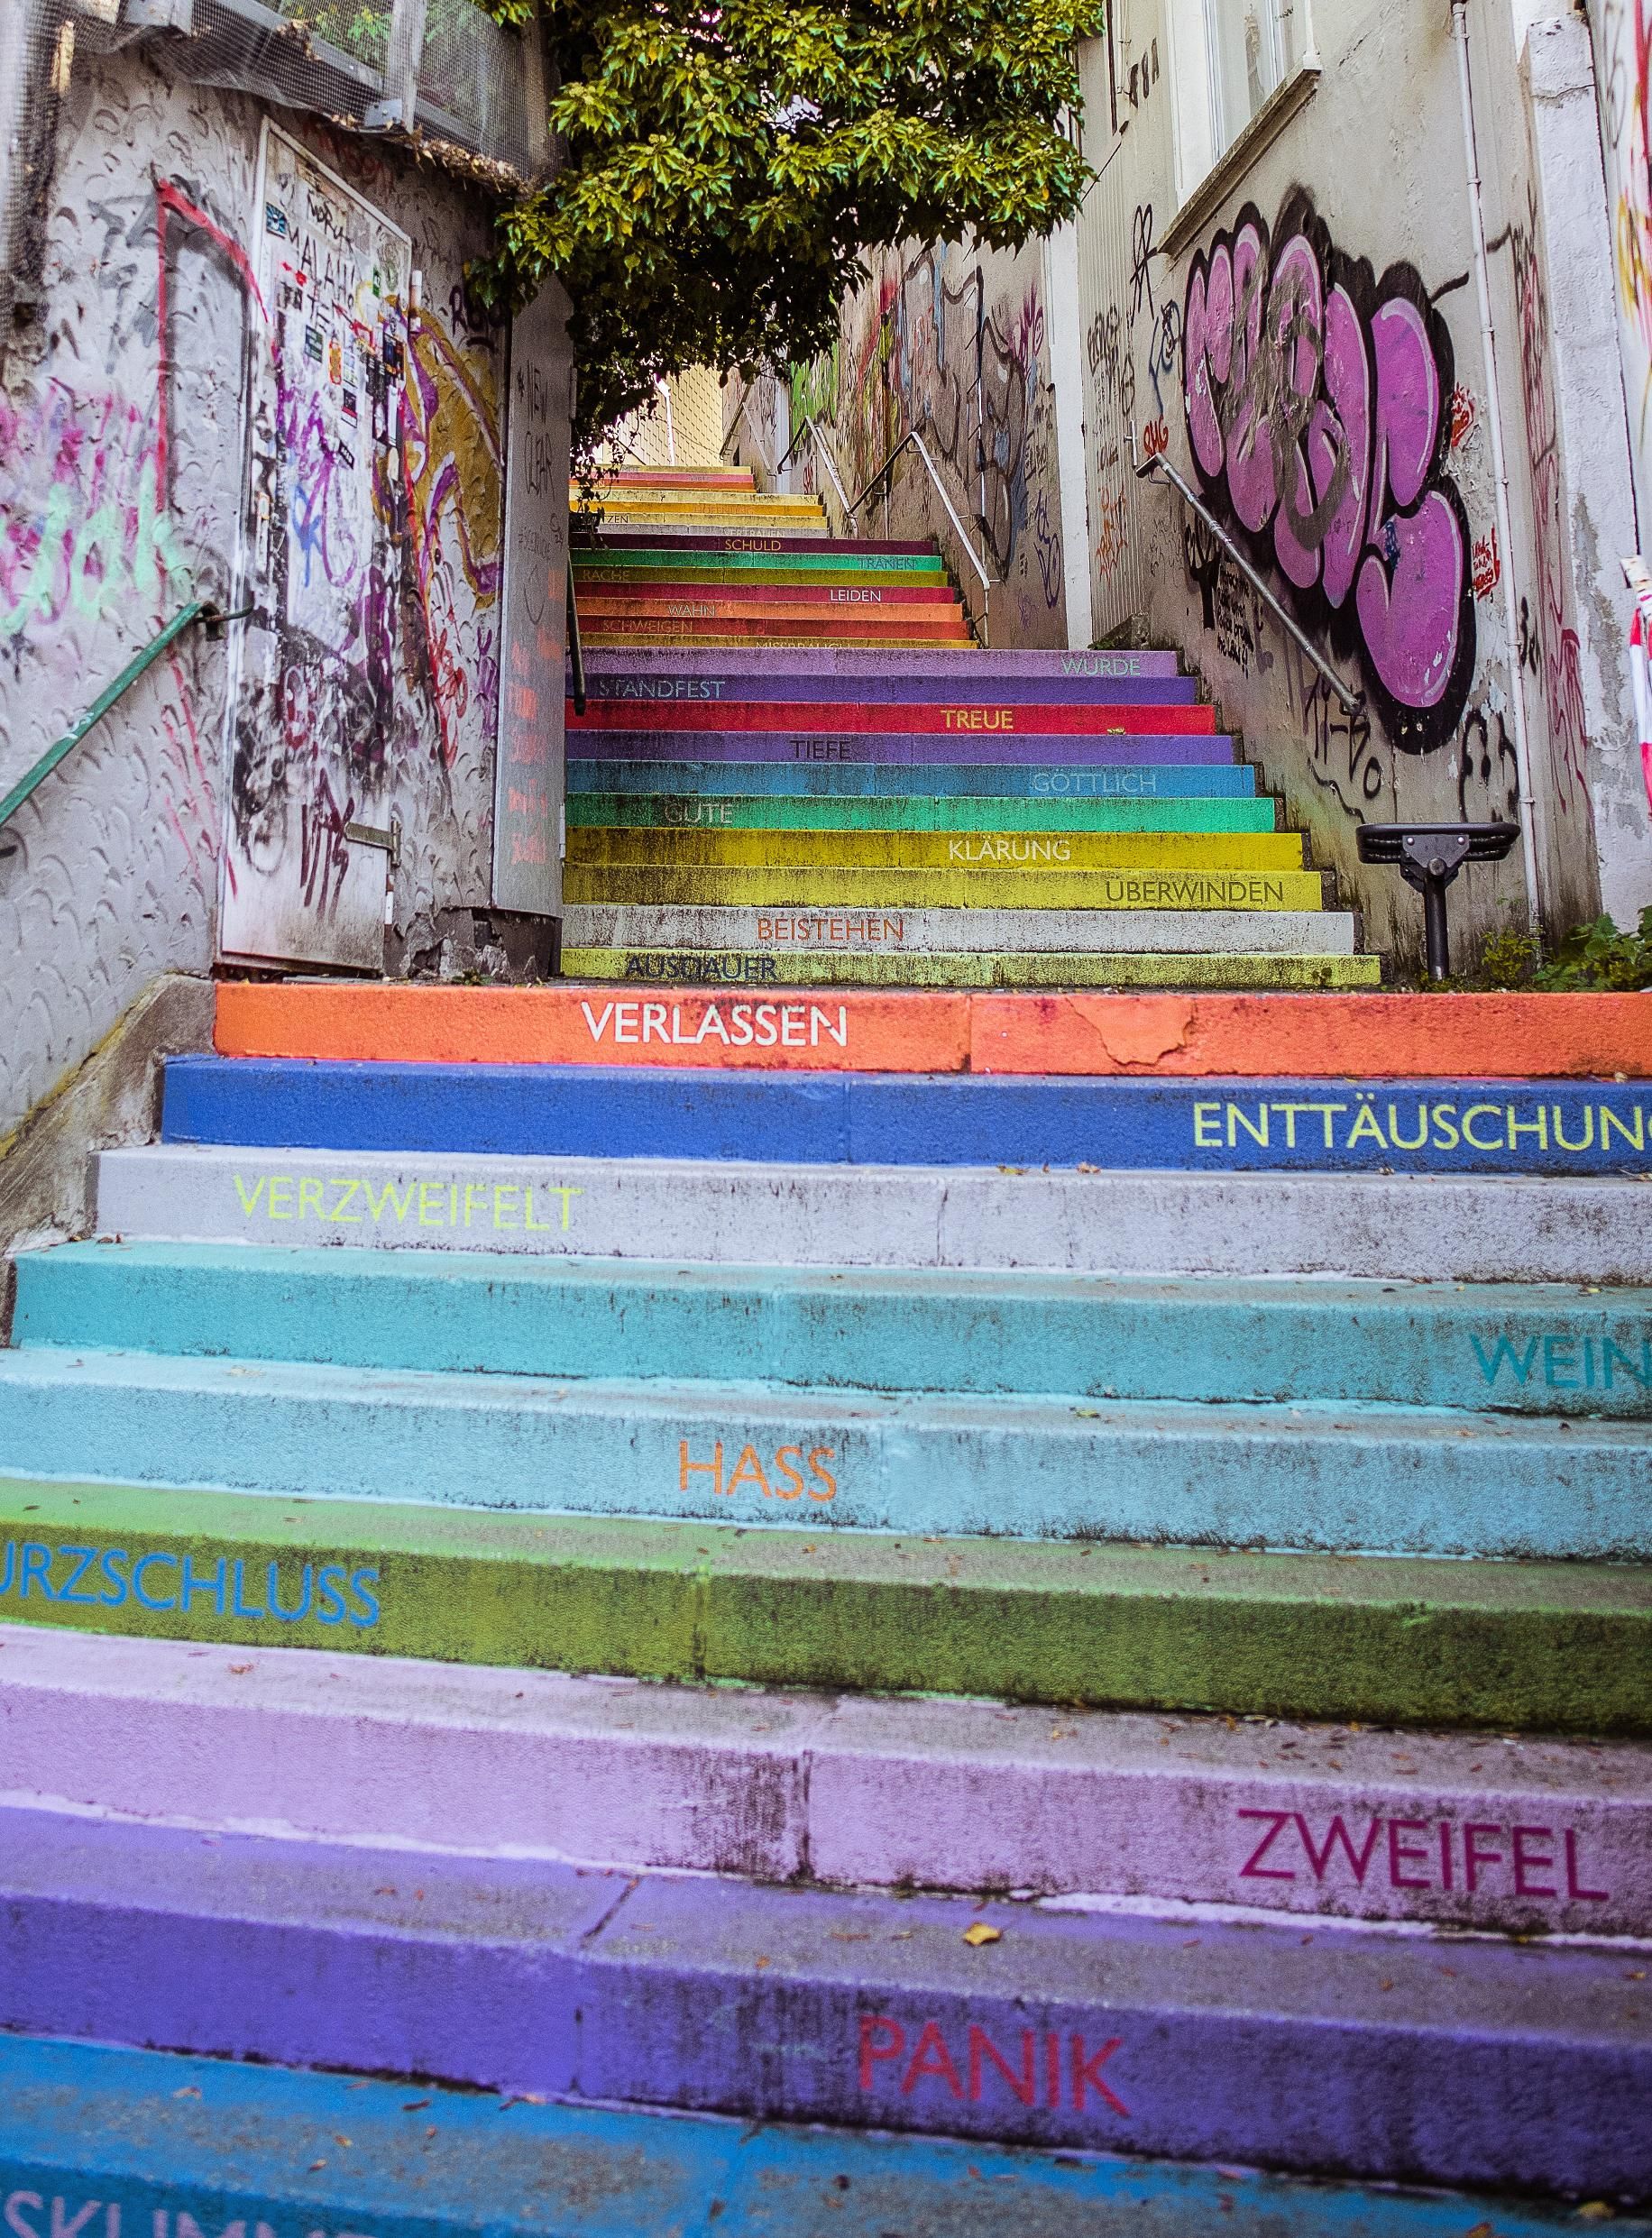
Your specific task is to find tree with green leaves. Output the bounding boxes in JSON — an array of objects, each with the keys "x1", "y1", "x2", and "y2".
[{"x1": 474, "y1": 0, "x2": 1102, "y2": 461}]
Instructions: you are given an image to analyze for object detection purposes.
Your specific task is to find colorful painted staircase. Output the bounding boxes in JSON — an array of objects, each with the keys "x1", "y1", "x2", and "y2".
[
  {"x1": 569, "y1": 470, "x2": 1381, "y2": 990},
  {"x1": 1, "y1": 981, "x2": 1650, "y2": 2231}
]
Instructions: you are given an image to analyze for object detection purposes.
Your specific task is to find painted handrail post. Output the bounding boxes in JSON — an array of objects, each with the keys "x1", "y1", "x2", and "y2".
[
  {"x1": 566, "y1": 562, "x2": 587, "y2": 716},
  {"x1": 0, "y1": 599, "x2": 251, "y2": 846}
]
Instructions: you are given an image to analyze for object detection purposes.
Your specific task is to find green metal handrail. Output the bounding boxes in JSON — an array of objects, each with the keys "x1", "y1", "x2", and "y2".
[{"x1": 0, "y1": 599, "x2": 251, "y2": 841}]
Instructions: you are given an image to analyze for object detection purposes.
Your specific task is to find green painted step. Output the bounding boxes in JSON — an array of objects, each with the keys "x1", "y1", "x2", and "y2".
[
  {"x1": 574, "y1": 549, "x2": 947, "y2": 574},
  {"x1": 567, "y1": 794, "x2": 1280, "y2": 835},
  {"x1": 1, "y1": 1478, "x2": 1643, "y2": 1732},
  {"x1": 563, "y1": 948, "x2": 1386, "y2": 988}
]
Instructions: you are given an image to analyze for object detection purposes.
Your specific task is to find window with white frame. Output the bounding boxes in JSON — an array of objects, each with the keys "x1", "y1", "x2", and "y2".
[{"x1": 1168, "y1": 0, "x2": 1312, "y2": 203}]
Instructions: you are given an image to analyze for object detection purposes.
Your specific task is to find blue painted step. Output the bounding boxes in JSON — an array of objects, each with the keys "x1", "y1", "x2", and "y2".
[
  {"x1": 4, "y1": 1806, "x2": 1647, "y2": 2197},
  {"x1": 0, "y1": 1344, "x2": 1644, "y2": 1555},
  {"x1": 3, "y1": 2034, "x2": 1621, "y2": 2238},
  {"x1": 14, "y1": 1244, "x2": 1651, "y2": 1417},
  {"x1": 161, "y1": 1059, "x2": 1652, "y2": 1175}
]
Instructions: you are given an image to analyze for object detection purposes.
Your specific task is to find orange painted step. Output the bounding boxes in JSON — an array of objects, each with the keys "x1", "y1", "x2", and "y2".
[
  {"x1": 215, "y1": 983, "x2": 1652, "y2": 1078},
  {"x1": 576, "y1": 600, "x2": 968, "y2": 627}
]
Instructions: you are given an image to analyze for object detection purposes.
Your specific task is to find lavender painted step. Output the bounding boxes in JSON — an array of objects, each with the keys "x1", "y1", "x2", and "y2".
[
  {"x1": 580, "y1": 650, "x2": 1185, "y2": 678},
  {"x1": 574, "y1": 731, "x2": 1235, "y2": 766},
  {"x1": 4, "y1": 1802, "x2": 1646, "y2": 2197},
  {"x1": 8, "y1": 2036, "x2": 1629, "y2": 2238},
  {"x1": 7, "y1": 1626, "x2": 1645, "y2": 1936}
]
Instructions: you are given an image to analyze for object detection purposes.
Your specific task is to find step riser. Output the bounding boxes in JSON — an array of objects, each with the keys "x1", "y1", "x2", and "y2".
[
  {"x1": 97, "y1": 1150, "x2": 1652, "y2": 1280},
  {"x1": 19, "y1": 1251, "x2": 1651, "y2": 1420},
  {"x1": 5, "y1": 1482, "x2": 1643, "y2": 1729},
  {"x1": 570, "y1": 761, "x2": 1256, "y2": 798},
  {"x1": 564, "y1": 872, "x2": 1327, "y2": 912},
  {"x1": 568, "y1": 795, "x2": 1278, "y2": 832},
  {"x1": 565, "y1": 833, "x2": 1306, "y2": 871},
  {"x1": 581, "y1": 649, "x2": 1186, "y2": 676},
  {"x1": 2, "y1": 1353, "x2": 1642, "y2": 1559},
  {"x1": 578, "y1": 585, "x2": 962, "y2": 608},
  {"x1": 583, "y1": 628, "x2": 974, "y2": 646},
  {"x1": 161, "y1": 1064, "x2": 1652, "y2": 1173},
  {"x1": 4, "y1": 2037, "x2": 1616, "y2": 2238},
  {"x1": 10, "y1": 1629, "x2": 1643, "y2": 1934},
  {"x1": 585, "y1": 529, "x2": 936, "y2": 550},
  {"x1": 564, "y1": 906, "x2": 1353, "y2": 954},
  {"x1": 561, "y1": 949, "x2": 1383, "y2": 989},
  {"x1": 573, "y1": 733, "x2": 1233, "y2": 766},
  {"x1": 5, "y1": 1810, "x2": 1645, "y2": 2195},
  {"x1": 578, "y1": 560, "x2": 948, "y2": 583},
  {"x1": 571, "y1": 709, "x2": 1217, "y2": 738},
  {"x1": 580, "y1": 675, "x2": 1198, "y2": 704}
]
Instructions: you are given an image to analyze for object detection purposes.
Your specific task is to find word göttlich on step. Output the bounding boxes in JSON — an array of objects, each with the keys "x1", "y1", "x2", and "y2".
[
  {"x1": 0, "y1": 1543, "x2": 380, "y2": 1626},
  {"x1": 228, "y1": 1177, "x2": 583, "y2": 1232},
  {"x1": 1236, "y1": 1810, "x2": 1610, "y2": 1903}
]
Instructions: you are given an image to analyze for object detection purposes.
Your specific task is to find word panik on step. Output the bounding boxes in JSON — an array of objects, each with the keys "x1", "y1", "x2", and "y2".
[
  {"x1": 230, "y1": 1176, "x2": 581, "y2": 1233},
  {"x1": 1237, "y1": 1810, "x2": 1609, "y2": 1902},
  {"x1": 858, "y1": 2018, "x2": 1128, "y2": 2117},
  {"x1": 678, "y1": 1440, "x2": 838, "y2": 1501},
  {"x1": 0, "y1": 1542, "x2": 380, "y2": 1627}
]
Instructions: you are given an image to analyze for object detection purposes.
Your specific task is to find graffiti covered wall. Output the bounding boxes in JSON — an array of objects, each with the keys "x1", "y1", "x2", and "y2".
[
  {"x1": 1074, "y1": 0, "x2": 1649, "y2": 968},
  {"x1": 788, "y1": 237, "x2": 1070, "y2": 647},
  {"x1": 0, "y1": 43, "x2": 525, "y2": 1138}
]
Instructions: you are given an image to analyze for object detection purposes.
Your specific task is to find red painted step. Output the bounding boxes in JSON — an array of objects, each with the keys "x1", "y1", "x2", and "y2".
[{"x1": 569, "y1": 699, "x2": 1218, "y2": 736}]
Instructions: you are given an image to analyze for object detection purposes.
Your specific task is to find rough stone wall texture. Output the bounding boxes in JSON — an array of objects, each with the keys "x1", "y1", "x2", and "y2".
[
  {"x1": 1070, "y1": 0, "x2": 1652, "y2": 969},
  {"x1": 786, "y1": 238, "x2": 1069, "y2": 647},
  {"x1": 0, "y1": 43, "x2": 511, "y2": 1139}
]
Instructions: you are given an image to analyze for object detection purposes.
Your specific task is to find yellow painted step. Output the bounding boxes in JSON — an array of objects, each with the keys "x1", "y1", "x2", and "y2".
[
  {"x1": 563, "y1": 948, "x2": 1382, "y2": 990},
  {"x1": 565, "y1": 867, "x2": 1327, "y2": 911},
  {"x1": 568, "y1": 829, "x2": 1307, "y2": 873}
]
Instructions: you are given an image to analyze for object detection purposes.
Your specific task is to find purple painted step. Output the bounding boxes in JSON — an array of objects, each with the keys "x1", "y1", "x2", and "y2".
[
  {"x1": 580, "y1": 648, "x2": 1186, "y2": 679},
  {"x1": 5, "y1": 1802, "x2": 1646, "y2": 2197},
  {"x1": 570, "y1": 729, "x2": 1235, "y2": 766},
  {"x1": 583, "y1": 674, "x2": 1199, "y2": 706}
]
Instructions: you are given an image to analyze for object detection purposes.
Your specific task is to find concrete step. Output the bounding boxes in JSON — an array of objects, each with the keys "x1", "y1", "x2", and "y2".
[
  {"x1": 562, "y1": 948, "x2": 1385, "y2": 989},
  {"x1": 5, "y1": 1802, "x2": 1647, "y2": 2194},
  {"x1": 573, "y1": 730, "x2": 1236, "y2": 766},
  {"x1": 566, "y1": 830, "x2": 1305, "y2": 872},
  {"x1": 3, "y1": 2036, "x2": 1624, "y2": 2238},
  {"x1": 96, "y1": 1146, "x2": 1652, "y2": 1281},
  {"x1": 568, "y1": 759, "x2": 1258, "y2": 797},
  {"x1": 0, "y1": 1344, "x2": 1644, "y2": 1557},
  {"x1": 579, "y1": 648, "x2": 1186, "y2": 677},
  {"x1": 10, "y1": 1624, "x2": 1644, "y2": 1934},
  {"x1": 5, "y1": 1474, "x2": 1645, "y2": 1729},
  {"x1": 570, "y1": 702, "x2": 1218, "y2": 738},
  {"x1": 576, "y1": 582, "x2": 963, "y2": 608},
  {"x1": 566, "y1": 793, "x2": 1280, "y2": 832},
  {"x1": 19, "y1": 1244, "x2": 1649, "y2": 1420},
  {"x1": 157, "y1": 1060, "x2": 1652, "y2": 1174},
  {"x1": 563, "y1": 870, "x2": 1327, "y2": 912}
]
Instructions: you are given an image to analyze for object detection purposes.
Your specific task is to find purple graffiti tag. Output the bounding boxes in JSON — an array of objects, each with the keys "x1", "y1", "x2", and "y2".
[{"x1": 1182, "y1": 190, "x2": 1473, "y2": 750}]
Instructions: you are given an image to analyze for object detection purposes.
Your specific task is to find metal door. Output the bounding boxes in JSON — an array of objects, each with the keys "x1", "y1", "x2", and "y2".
[{"x1": 220, "y1": 123, "x2": 411, "y2": 969}]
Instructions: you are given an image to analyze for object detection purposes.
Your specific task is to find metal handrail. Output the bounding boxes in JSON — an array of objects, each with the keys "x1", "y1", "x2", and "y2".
[
  {"x1": 0, "y1": 598, "x2": 250, "y2": 845},
  {"x1": 849, "y1": 428, "x2": 996, "y2": 595},
  {"x1": 565, "y1": 561, "x2": 586, "y2": 717},
  {"x1": 1130, "y1": 434, "x2": 1363, "y2": 715},
  {"x1": 774, "y1": 413, "x2": 856, "y2": 527}
]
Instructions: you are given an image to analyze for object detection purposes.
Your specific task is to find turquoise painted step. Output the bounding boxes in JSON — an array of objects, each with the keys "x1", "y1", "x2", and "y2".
[
  {"x1": 14, "y1": 1245, "x2": 1652, "y2": 1419},
  {"x1": 568, "y1": 793, "x2": 1280, "y2": 833},
  {"x1": 569, "y1": 761, "x2": 1259, "y2": 799},
  {"x1": 12, "y1": 2035, "x2": 1605, "y2": 2238},
  {"x1": 0, "y1": 1344, "x2": 1646, "y2": 1556}
]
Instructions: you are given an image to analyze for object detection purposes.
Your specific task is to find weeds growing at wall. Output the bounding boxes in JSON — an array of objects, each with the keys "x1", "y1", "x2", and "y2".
[{"x1": 473, "y1": 0, "x2": 1102, "y2": 465}]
